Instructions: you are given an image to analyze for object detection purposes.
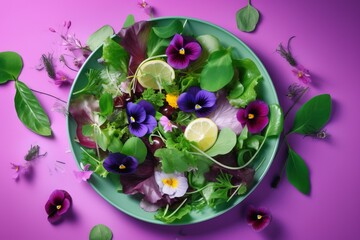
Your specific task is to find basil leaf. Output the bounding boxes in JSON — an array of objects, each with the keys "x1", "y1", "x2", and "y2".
[
  {"x1": 89, "y1": 224, "x2": 113, "y2": 240},
  {"x1": 14, "y1": 81, "x2": 52, "y2": 136},
  {"x1": 286, "y1": 147, "x2": 310, "y2": 194},
  {"x1": 121, "y1": 137, "x2": 147, "y2": 163},
  {"x1": 152, "y1": 20, "x2": 183, "y2": 39},
  {"x1": 206, "y1": 128, "x2": 237, "y2": 157},
  {"x1": 200, "y1": 49, "x2": 234, "y2": 92},
  {"x1": 236, "y1": 1, "x2": 260, "y2": 32},
  {"x1": 266, "y1": 104, "x2": 284, "y2": 137},
  {"x1": 122, "y1": 14, "x2": 135, "y2": 28},
  {"x1": 87, "y1": 25, "x2": 114, "y2": 51},
  {"x1": 0, "y1": 51, "x2": 23, "y2": 84},
  {"x1": 290, "y1": 94, "x2": 332, "y2": 135},
  {"x1": 99, "y1": 93, "x2": 114, "y2": 116},
  {"x1": 102, "y1": 38, "x2": 129, "y2": 74}
]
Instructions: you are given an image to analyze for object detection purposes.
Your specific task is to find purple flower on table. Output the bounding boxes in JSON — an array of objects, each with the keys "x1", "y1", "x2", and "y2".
[
  {"x1": 138, "y1": 0, "x2": 154, "y2": 16},
  {"x1": 10, "y1": 162, "x2": 31, "y2": 180},
  {"x1": 103, "y1": 153, "x2": 139, "y2": 174},
  {"x1": 177, "y1": 86, "x2": 217, "y2": 117},
  {"x1": 54, "y1": 70, "x2": 73, "y2": 86},
  {"x1": 286, "y1": 83, "x2": 306, "y2": 100},
  {"x1": 292, "y1": 65, "x2": 311, "y2": 84},
  {"x1": 236, "y1": 100, "x2": 269, "y2": 134},
  {"x1": 126, "y1": 100, "x2": 157, "y2": 137},
  {"x1": 246, "y1": 206, "x2": 272, "y2": 231},
  {"x1": 159, "y1": 116, "x2": 177, "y2": 133},
  {"x1": 155, "y1": 171, "x2": 188, "y2": 198},
  {"x1": 166, "y1": 34, "x2": 202, "y2": 69},
  {"x1": 73, "y1": 164, "x2": 93, "y2": 182},
  {"x1": 45, "y1": 189, "x2": 72, "y2": 224}
]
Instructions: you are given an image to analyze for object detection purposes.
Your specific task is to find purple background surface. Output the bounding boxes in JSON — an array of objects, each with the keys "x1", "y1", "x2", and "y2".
[{"x1": 1, "y1": 0, "x2": 359, "y2": 239}]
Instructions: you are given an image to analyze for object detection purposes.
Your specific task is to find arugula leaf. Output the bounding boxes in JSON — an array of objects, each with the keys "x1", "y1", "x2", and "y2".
[
  {"x1": 102, "y1": 38, "x2": 129, "y2": 74},
  {"x1": 73, "y1": 69, "x2": 103, "y2": 96},
  {"x1": 200, "y1": 49, "x2": 234, "y2": 92},
  {"x1": 89, "y1": 224, "x2": 113, "y2": 240},
  {"x1": 121, "y1": 137, "x2": 147, "y2": 163},
  {"x1": 206, "y1": 128, "x2": 237, "y2": 157},
  {"x1": 286, "y1": 147, "x2": 310, "y2": 194},
  {"x1": 236, "y1": 0, "x2": 260, "y2": 33},
  {"x1": 87, "y1": 25, "x2": 114, "y2": 51},
  {"x1": 14, "y1": 80, "x2": 52, "y2": 136},
  {"x1": 141, "y1": 88, "x2": 165, "y2": 107},
  {"x1": 155, "y1": 148, "x2": 196, "y2": 173},
  {"x1": 152, "y1": 20, "x2": 183, "y2": 39},
  {"x1": 155, "y1": 203, "x2": 192, "y2": 223},
  {"x1": 0, "y1": 51, "x2": 23, "y2": 84},
  {"x1": 290, "y1": 94, "x2": 332, "y2": 135}
]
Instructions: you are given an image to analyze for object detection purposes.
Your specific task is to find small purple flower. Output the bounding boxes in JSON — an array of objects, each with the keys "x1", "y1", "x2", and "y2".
[
  {"x1": 73, "y1": 164, "x2": 93, "y2": 182},
  {"x1": 292, "y1": 65, "x2": 311, "y2": 84},
  {"x1": 126, "y1": 100, "x2": 157, "y2": 137},
  {"x1": 166, "y1": 34, "x2": 202, "y2": 69},
  {"x1": 159, "y1": 116, "x2": 177, "y2": 132},
  {"x1": 54, "y1": 70, "x2": 73, "y2": 86},
  {"x1": 45, "y1": 189, "x2": 72, "y2": 224},
  {"x1": 246, "y1": 206, "x2": 272, "y2": 231},
  {"x1": 10, "y1": 162, "x2": 31, "y2": 180},
  {"x1": 138, "y1": 0, "x2": 154, "y2": 16},
  {"x1": 236, "y1": 100, "x2": 269, "y2": 134},
  {"x1": 103, "y1": 153, "x2": 139, "y2": 174},
  {"x1": 177, "y1": 86, "x2": 216, "y2": 117}
]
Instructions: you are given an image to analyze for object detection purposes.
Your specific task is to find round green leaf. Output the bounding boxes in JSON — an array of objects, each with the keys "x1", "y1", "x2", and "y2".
[
  {"x1": 89, "y1": 224, "x2": 113, "y2": 240},
  {"x1": 206, "y1": 128, "x2": 237, "y2": 157},
  {"x1": 0, "y1": 51, "x2": 23, "y2": 84},
  {"x1": 236, "y1": 3, "x2": 260, "y2": 32},
  {"x1": 121, "y1": 137, "x2": 147, "y2": 163}
]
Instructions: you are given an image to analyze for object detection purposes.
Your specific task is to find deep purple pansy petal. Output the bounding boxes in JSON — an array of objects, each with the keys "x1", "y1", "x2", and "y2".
[
  {"x1": 177, "y1": 92, "x2": 196, "y2": 112},
  {"x1": 45, "y1": 201, "x2": 56, "y2": 215},
  {"x1": 247, "y1": 206, "x2": 272, "y2": 231},
  {"x1": 126, "y1": 102, "x2": 146, "y2": 123},
  {"x1": 248, "y1": 100, "x2": 269, "y2": 117},
  {"x1": 187, "y1": 86, "x2": 201, "y2": 97},
  {"x1": 57, "y1": 198, "x2": 71, "y2": 215},
  {"x1": 48, "y1": 213, "x2": 62, "y2": 224},
  {"x1": 129, "y1": 122, "x2": 148, "y2": 137},
  {"x1": 195, "y1": 105, "x2": 217, "y2": 117},
  {"x1": 184, "y1": 42, "x2": 202, "y2": 60},
  {"x1": 138, "y1": 100, "x2": 156, "y2": 116},
  {"x1": 143, "y1": 115, "x2": 157, "y2": 134},
  {"x1": 49, "y1": 190, "x2": 65, "y2": 205},
  {"x1": 195, "y1": 90, "x2": 216, "y2": 108},
  {"x1": 103, "y1": 153, "x2": 138, "y2": 174},
  {"x1": 236, "y1": 108, "x2": 247, "y2": 125},
  {"x1": 170, "y1": 34, "x2": 184, "y2": 50},
  {"x1": 167, "y1": 54, "x2": 190, "y2": 70},
  {"x1": 247, "y1": 116, "x2": 269, "y2": 134}
]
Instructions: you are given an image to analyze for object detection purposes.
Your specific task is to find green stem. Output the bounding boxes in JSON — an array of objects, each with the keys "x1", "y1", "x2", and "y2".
[
  {"x1": 166, "y1": 198, "x2": 188, "y2": 219},
  {"x1": 284, "y1": 87, "x2": 309, "y2": 119},
  {"x1": 79, "y1": 147, "x2": 101, "y2": 164},
  {"x1": 30, "y1": 88, "x2": 67, "y2": 103},
  {"x1": 227, "y1": 183, "x2": 242, "y2": 202}
]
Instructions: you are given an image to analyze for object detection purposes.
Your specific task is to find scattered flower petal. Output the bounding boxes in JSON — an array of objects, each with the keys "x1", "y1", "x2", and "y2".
[
  {"x1": 160, "y1": 116, "x2": 177, "y2": 133},
  {"x1": 73, "y1": 164, "x2": 93, "y2": 182},
  {"x1": 292, "y1": 65, "x2": 311, "y2": 84},
  {"x1": 103, "y1": 153, "x2": 139, "y2": 174},
  {"x1": 246, "y1": 206, "x2": 271, "y2": 231},
  {"x1": 54, "y1": 70, "x2": 74, "y2": 86},
  {"x1": 45, "y1": 189, "x2": 72, "y2": 224},
  {"x1": 177, "y1": 86, "x2": 216, "y2": 117},
  {"x1": 155, "y1": 171, "x2": 188, "y2": 198},
  {"x1": 52, "y1": 102, "x2": 68, "y2": 116},
  {"x1": 10, "y1": 162, "x2": 31, "y2": 180},
  {"x1": 236, "y1": 100, "x2": 269, "y2": 134},
  {"x1": 166, "y1": 34, "x2": 202, "y2": 69}
]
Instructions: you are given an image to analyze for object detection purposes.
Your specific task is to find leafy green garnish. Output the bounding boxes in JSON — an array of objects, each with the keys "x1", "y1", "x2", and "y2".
[
  {"x1": 0, "y1": 51, "x2": 22, "y2": 84},
  {"x1": 122, "y1": 14, "x2": 135, "y2": 28},
  {"x1": 87, "y1": 25, "x2": 114, "y2": 51},
  {"x1": 73, "y1": 69, "x2": 103, "y2": 96},
  {"x1": 155, "y1": 148, "x2": 196, "y2": 173},
  {"x1": 155, "y1": 200, "x2": 191, "y2": 223},
  {"x1": 141, "y1": 88, "x2": 165, "y2": 107},
  {"x1": 89, "y1": 224, "x2": 113, "y2": 240},
  {"x1": 147, "y1": 29, "x2": 171, "y2": 57},
  {"x1": 152, "y1": 20, "x2": 184, "y2": 39},
  {"x1": 236, "y1": 0, "x2": 260, "y2": 33},
  {"x1": 267, "y1": 104, "x2": 284, "y2": 137},
  {"x1": 121, "y1": 137, "x2": 147, "y2": 164},
  {"x1": 99, "y1": 93, "x2": 114, "y2": 116},
  {"x1": 206, "y1": 128, "x2": 237, "y2": 157},
  {"x1": 229, "y1": 75, "x2": 261, "y2": 108},
  {"x1": 102, "y1": 37, "x2": 129, "y2": 74},
  {"x1": 286, "y1": 147, "x2": 310, "y2": 194}
]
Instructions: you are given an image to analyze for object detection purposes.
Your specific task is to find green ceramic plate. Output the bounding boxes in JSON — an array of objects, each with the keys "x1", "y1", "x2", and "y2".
[{"x1": 67, "y1": 17, "x2": 279, "y2": 225}]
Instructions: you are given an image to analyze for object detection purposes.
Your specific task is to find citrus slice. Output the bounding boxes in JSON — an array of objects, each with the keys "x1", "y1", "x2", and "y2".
[
  {"x1": 184, "y1": 118, "x2": 218, "y2": 151},
  {"x1": 136, "y1": 60, "x2": 175, "y2": 89}
]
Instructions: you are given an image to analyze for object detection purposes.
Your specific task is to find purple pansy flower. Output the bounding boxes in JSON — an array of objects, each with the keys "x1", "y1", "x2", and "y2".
[
  {"x1": 159, "y1": 116, "x2": 177, "y2": 133},
  {"x1": 236, "y1": 100, "x2": 269, "y2": 134},
  {"x1": 246, "y1": 206, "x2": 272, "y2": 231},
  {"x1": 177, "y1": 86, "x2": 217, "y2": 117},
  {"x1": 103, "y1": 153, "x2": 139, "y2": 174},
  {"x1": 166, "y1": 34, "x2": 201, "y2": 69},
  {"x1": 292, "y1": 65, "x2": 311, "y2": 84},
  {"x1": 45, "y1": 190, "x2": 72, "y2": 224},
  {"x1": 73, "y1": 164, "x2": 93, "y2": 182},
  {"x1": 138, "y1": 0, "x2": 154, "y2": 16},
  {"x1": 54, "y1": 70, "x2": 73, "y2": 86},
  {"x1": 10, "y1": 162, "x2": 31, "y2": 180},
  {"x1": 126, "y1": 100, "x2": 157, "y2": 137}
]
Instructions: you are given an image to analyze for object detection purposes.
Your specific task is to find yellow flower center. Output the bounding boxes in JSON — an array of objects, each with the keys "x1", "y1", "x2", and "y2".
[
  {"x1": 56, "y1": 205, "x2": 62, "y2": 210},
  {"x1": 179, "y1": 48, "x2": 185, "y2": 55},
  {"x1": 162, "y1": 177, "x2": 178, "y2": 188},
  {"x1": 166, "y1": 94, "x2": 179, "y2": 109},
  {"x1": 195, "y1": 104, "x2": 202, "y2": 110},
  {"x1": 298, "y1": 72, "x2": 303, "y2": 78},
  {"x1": 15, "y1": 166, "x2": 19, "y2": 172},
  {"x1": 119, "y1": 164, "x2": 126, "y2": 170},
  {"x1": 130, "y1": 116, "x2": 135, "y2": 123},
  {"x1": 248, "y1": 113, "x2": 255, "y2": 119},
  {"x1": 257, "y1": 214, "x2": 263, "y2": 220}
]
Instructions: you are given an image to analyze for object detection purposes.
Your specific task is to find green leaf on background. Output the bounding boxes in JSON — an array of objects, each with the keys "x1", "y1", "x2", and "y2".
[
  {"x1": 153, "y1": 20, "x2": 183, "y2": 39},
  {"x1": 121, "y1": 137, "x2": 147, "y2": 163},
  {"x1": 99, "y1": 93, "x2": 114, "y2": 116},
  {"x1": 290, "y1": 94, "x2": 332, "y2": 135},
  {"x1": 122, "y1": 14, "x2": 135, "y2": 28},
  {"x1": 102, "y1": 38, "x2": 129, "y2": 74},
  {"x1": 233, "y1": 58, "x2": 261, "y2": 86},
  {"x1": 147, "y1": 30, "x2": 171, "y2": 57},
  {"x1": 155, "y1": 148, "x2": 196, "y2": 173},
  {"x1": 0, "y1": 51, "x2": 23, "y2": 84},
  {"x1": 87, "y1": 25, "x2": 114, "y2": 51},
  {"x1": 266, "y1": 104, "x2": 284, "y2": 137},
  {"x1": 94, "y1": 127, "x2": 110, "y2": 151},
  {"x1": 286, "y1": 147, "x2": 310, "y2": 194},
  {"x1": 89, "y1": 224, "x2": 113, "y2": 240},
  {"x1": 245, "y1": 135, "x2": 264, "y2": 150},
  {"x1": 14, "y1": 80, "x2": 52, "y2": 136},
  {"x1": 73, "y1": 69, "x2": 103, "y2": 96},
  {"x1": 228, "y1": 81, "x2": 244, "y2": 99},
  {"x1": 155, "y1": 204, "x2": 192, "y2": 223},
  {"x1": 206, "y1": 128, "x2": 237, "y2": 157},
  {"x1": 236, "y1": 1, "x2": 260, "y2": 32},
  {"x1": 237, "y1": 125, "x2": 249, "y2": 149},
  {"x1": 200, "y1": 49, "x2": 234, "y2": 92},
  {"x1": 107, "y1": 136, "x2": 123, "y2": 153},
  {"x1": 229, "y1": 75, "x2": 261, "y2": 107}
]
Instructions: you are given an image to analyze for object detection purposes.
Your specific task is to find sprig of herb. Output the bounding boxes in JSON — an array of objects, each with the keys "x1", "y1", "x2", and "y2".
[
  {"x1": 276, "y1": 36, "x2": 297, "y2": 66},
  {"x1": 141, "y1": 88, "x2": 165, "y2": 107},
  {"x1": 24, "y1": 145, "x2": 47, "y2": 161}
]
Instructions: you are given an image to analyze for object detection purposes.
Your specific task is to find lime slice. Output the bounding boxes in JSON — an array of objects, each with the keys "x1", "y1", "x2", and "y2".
[
  {"x1": 136, "y1": 60, "x2": 175, "y2": 89},
  {"x1": 184, "y1": 118, "x2": 218, "y2": 151}
]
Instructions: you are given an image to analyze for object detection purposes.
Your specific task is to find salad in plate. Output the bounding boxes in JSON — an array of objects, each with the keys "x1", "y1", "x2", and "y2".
[{"x1": 69, "y1": 19, "x2": 283, "y2": 223}]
